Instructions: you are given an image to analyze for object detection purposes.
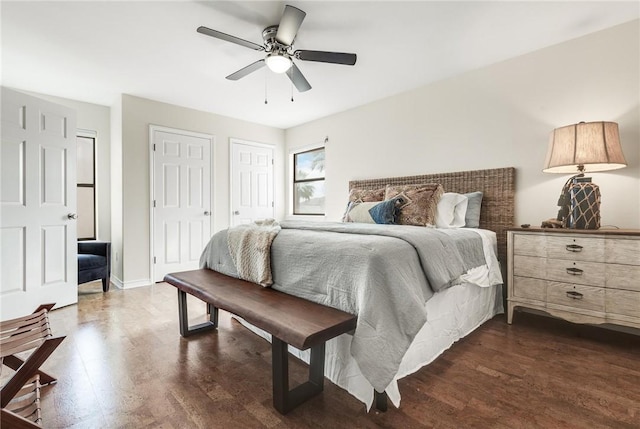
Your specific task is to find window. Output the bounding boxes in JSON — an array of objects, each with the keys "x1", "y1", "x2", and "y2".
[
  {"x1": 77, "y1": 134, "x2": 96, "y2": 240},
  {"x1": 293, "y1": 147, "x2": 325, "y2": 215}
]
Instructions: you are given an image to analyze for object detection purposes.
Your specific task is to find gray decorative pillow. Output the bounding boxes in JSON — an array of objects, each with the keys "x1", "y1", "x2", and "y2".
[
  {"x1": 343, "y1": 198, "x2": 401, "y2": 224},
  {"x1": 464, "y1": 191, "x2": 483, "y2": 228},
  {"x1": 385, "y1": 183, "x2": 443, "y2": 226}
]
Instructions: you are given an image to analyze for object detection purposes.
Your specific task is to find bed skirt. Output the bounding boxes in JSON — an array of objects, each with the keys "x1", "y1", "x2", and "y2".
[{"x1": 234, "y1": 282, "x2": 504, "y2": 410}]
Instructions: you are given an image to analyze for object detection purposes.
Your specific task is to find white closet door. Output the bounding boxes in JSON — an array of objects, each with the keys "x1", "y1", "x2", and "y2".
[
  {"x1": 152, "y1": 128, "x2": 212, "y2": 282},
  {"x1": 230, "y1": 140, "x2": 274, "y2": 226}
]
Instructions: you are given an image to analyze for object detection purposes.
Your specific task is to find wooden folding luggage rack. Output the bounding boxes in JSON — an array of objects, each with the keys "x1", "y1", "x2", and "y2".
[{"x1": 1, "y1": 304, "x2": 65, "y2": 428}]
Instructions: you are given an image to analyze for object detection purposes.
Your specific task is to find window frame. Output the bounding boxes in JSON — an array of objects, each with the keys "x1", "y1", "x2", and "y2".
[
  {"x1": 76, "y1": 130, "x2": 97, "y2": 240},
  {"x1": 292, "y1": 145, "x2": 326, "y2": 216}
]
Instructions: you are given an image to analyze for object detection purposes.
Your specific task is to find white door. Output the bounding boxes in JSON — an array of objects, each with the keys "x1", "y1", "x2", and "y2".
[
  {"x1": 1, "y1": 87, "x2": 77, "y2": 320},
  {"x1": 230, "y1": 140, "x2": 274, "y2": 226},
  {"x1": 152, "y1": 127, "x2": 211, "y2": 282}
]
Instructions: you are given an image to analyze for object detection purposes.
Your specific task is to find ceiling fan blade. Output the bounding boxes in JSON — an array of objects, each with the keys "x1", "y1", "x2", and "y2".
[
  {"x1": 286, "y1": 63, "x2": 311, "y2": 92},
  {"x1": 197, "y1": 26, "x2": 264, "y2": 51},
  {"x1": 226, "y1": 60, "x2": 266, "y2": 80},
  {"x1": 275, "y1": 5, "x2": 306, "y2": 46},
  {"x1": 295, "y1": 50, "x2": 357, "y2": 66}
]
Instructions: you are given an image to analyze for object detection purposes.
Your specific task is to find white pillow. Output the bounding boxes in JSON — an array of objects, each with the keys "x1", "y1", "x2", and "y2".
[{"x1": 435, "y1": 193, "x2": 468, "y2": 228}]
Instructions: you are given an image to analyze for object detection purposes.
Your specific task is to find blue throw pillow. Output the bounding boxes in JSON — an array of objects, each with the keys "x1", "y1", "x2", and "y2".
[{"x1": 368, "y1": 198, "x2": 398, "y2": 224}]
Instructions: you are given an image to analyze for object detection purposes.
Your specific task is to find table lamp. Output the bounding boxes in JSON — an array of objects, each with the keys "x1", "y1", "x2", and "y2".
[{"x1": 543, "y1": 121, "x2": 627, "y2": 229}]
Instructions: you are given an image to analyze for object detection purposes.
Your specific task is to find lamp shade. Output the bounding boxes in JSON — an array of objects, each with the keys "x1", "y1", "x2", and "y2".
[
  {"x1": 543, "y1": 121, "x2": 627, "y2": 173},
  {"x1": 265, "y1": 54, "x2": 292, "y2": 73}
]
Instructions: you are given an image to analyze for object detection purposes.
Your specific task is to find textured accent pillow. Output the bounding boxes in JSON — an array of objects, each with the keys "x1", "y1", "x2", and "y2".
[
  {"x1": 348, "y1": 187, "x2": 386, "y2": 203},
  {"x1": 385, "y1": 183, "x2": 444, "y2": 226},
  {"x1": 343, "y1": 198, "x2": 401, "y2": 224},
  {"x1": 464, "y1": 191, "x2": 483, "y2": 228},
  {"x1": 435, "y1": 193, "x2": 469, "y2": 228}
]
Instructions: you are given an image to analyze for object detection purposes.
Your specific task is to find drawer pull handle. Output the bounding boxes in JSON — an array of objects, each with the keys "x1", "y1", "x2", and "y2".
[
  {"x1": 566, "y1": 291, "x2": 584, "y2": 300},
  {"x1": 566, "y1": 244, "x2": 583, "y2": 252},
  {"x1": 566, "y1": 267, "x2": 583, "y2": 275}
]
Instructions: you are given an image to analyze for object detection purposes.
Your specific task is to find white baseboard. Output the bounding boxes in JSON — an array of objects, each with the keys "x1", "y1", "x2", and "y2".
[
  {"x1": 110, "y1": 276, "x2": 152, "y2": 290},
  {"x1": 110, "y1": 275, "x2": 124, "y2": 289}
]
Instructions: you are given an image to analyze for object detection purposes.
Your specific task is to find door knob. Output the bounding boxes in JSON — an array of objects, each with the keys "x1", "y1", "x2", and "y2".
[
  {"x1": 67, "y1": 213, "x2": 78, "y2": 220},
  {"x1": 204, "y1": 211, "x2": 210, "y2": 216},
  {"x1": 233, "y1": 210, "x2": 240, "y2": 215}
]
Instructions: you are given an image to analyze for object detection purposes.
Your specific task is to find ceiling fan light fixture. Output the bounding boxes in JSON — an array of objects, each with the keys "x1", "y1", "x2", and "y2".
[
  {"x1": 198, "y1": 4, "x2": 356, "y2": 92},
  {"x1": 265, "y1": 53, "x2": 292, "y2": 73}
]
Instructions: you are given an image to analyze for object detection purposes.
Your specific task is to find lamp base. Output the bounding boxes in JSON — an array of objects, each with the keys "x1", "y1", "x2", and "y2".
[{"x1": 563, "y1": 177, "x2": 601, "y2": 229}]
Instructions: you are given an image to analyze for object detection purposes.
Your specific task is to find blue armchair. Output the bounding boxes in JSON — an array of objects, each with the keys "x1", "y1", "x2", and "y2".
[{"x1": 78, "y1": 241, "x2": 111, "y2": 292}]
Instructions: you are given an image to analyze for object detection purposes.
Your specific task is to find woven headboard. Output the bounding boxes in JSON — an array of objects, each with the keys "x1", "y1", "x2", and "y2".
[{"x1": 349, "y1": 167, "x2": 516, "y2": 264}]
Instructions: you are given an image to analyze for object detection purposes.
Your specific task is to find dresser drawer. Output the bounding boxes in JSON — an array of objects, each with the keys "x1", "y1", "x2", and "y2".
[
  {"x1": 512, "y1": 233, "x2": 605, "y2": 262},
  {"x1": 512, "y1": 276, "x2": 546, "y2": 301},
  {"x1": 513, "y1": 234, "x2": 546, "y2": 257},
  {"x1": 605, "y1": 289, "x2": 640, "y2": 318},
  {"x1": 514, "y1": 255, "x2": 606, "y2": 287},
  {"x1": 605, "y1": 236, "x2": 640, "y2": 266},
  {"x1": 546, "y1": 235, "x2": 604, "y2": 262},
  {"x1": 547, "y1": 282, "x2": 604, "y2": 312},
  {"x1": 545, "y1": 259, "x2": 605, "y2": 287},
  {"x1": 513, "y1": 255, "x2": 545, "y2": 278},
  {"x1": 606, "y1": 264, "x2": 640, "y2": 292}
]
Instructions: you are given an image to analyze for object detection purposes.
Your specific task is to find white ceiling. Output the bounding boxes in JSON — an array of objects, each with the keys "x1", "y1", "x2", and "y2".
[{"x1": 2, "y1": 1, "x2": 638, "y2": 129}]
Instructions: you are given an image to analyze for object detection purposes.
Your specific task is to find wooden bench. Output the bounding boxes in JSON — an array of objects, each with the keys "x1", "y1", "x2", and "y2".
[{"x1": 164, "y1": 269, "x2": 358, "y2": 414}]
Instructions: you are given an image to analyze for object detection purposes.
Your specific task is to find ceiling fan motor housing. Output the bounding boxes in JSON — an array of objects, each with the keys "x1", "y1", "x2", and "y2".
[{"x1": 262, "y1": 25, "x2": 292, "y2": 55}]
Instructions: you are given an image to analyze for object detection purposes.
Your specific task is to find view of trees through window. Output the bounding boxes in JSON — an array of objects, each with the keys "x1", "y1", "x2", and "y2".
[{"x1": 293, "y1": 147, "x2": 325, "y2": 215}]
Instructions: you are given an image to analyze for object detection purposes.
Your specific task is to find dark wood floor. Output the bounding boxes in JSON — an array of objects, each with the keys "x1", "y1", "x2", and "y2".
[{"x1": 32, "y1": 281, "x2": 640, "y2": 428}]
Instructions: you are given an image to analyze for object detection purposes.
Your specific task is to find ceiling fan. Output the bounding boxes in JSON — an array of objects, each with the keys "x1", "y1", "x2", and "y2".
[{"x1": 197, "y1": 4, "x2": 357, "y2": 93}]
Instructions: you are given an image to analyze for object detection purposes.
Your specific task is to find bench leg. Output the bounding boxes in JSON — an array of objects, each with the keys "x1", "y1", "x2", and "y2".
[
  {"x1": 177, "y1": 289, "x2": 218, "y2": 337},
  {"x1": 272, "y1": 337, "x2": 325, "y2": 414}
]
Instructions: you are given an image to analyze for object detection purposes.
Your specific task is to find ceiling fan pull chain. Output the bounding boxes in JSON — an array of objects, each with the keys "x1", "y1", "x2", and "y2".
[
  {"x1": 264, "y1": 68, "x2": 268, "y2": 104},
  {"x1": 291, "y1": 80, "x2": 294, "y2": 102}
]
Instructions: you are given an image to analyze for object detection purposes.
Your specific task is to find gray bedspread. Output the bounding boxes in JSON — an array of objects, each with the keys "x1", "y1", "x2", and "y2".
[{"x1": 200, "y1": 220, "x2": 487, "y2": 392}]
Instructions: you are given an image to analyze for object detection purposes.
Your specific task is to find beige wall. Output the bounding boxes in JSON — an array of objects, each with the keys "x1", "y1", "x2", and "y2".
[
  {"x1": 115, "y1": 95, "x2": 285, "y2": 287},
  {"x1": 26, "y1": 91, "x2": 112, "y2": 241},
  {"x1": 285, "y1": 20, "x2": 640, "y2": 230},
  {"x1": 110, "y1": 97, "x2": 123, "y2": 282}
]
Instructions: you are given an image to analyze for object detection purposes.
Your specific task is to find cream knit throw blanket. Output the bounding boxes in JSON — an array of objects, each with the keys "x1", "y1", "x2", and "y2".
[{"x1": 227, "y1": 219, "x2": 281, "y2": 287}]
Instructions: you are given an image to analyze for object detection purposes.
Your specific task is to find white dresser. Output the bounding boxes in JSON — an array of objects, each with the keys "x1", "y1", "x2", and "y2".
[{"x1": 507, "y1": 228, "x2": 640, "y2": 330}]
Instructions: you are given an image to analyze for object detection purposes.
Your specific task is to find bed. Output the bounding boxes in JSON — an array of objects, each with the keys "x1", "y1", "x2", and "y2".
[{"x1": 201, "y1": 167, "x2": 515, "y2": 410}]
